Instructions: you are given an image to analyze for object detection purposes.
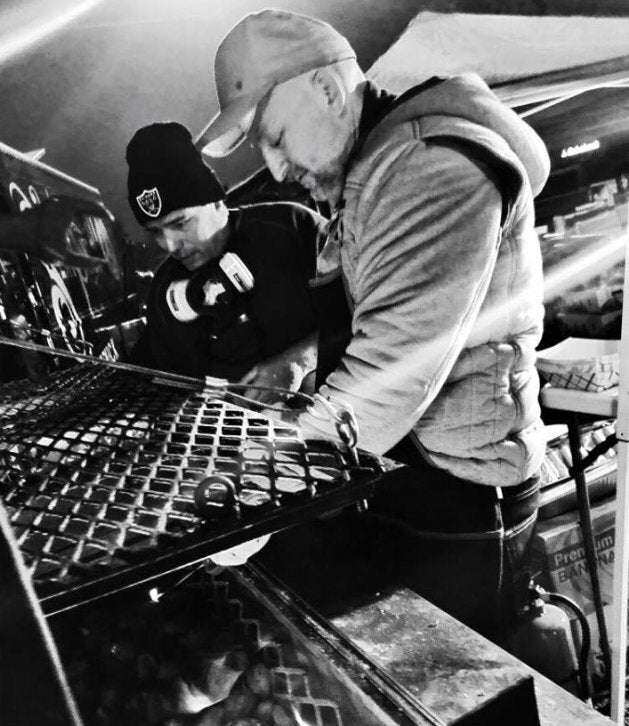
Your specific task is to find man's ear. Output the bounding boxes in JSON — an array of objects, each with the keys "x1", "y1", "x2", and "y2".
[{"x1": 311, "y1": 68, "x2": 346, "y2": 115}]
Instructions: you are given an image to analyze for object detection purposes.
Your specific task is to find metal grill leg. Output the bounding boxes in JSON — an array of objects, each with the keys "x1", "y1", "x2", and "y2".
[
  {"x1": 567, "y1": 413, "x2": 612, "y2": 682},
  {"x1": 0, "y1": 500, "x2": 83, "y2": 726}
]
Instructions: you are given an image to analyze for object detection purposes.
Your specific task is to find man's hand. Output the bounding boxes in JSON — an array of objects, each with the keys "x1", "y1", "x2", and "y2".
[
  {"x1": 261, "y1": 403, "x2": 342, "y2": 449},
  {"x1": 237, "y1": 332, "x2": 317, "y2": 405},
  {"x1": 0, "y1": 196, "x2": 110, "y2": 269},
  {"x1": 238, "y1": 354, "x2": 307, "y2": 405}
]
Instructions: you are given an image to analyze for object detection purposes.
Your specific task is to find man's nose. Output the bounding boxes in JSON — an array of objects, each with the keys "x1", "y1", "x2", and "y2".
[
  {"x1": 262, "y1": 146, "x2": 288, "y2": 182},
  {"x1": 160, "y1": 231, "x2": 183, "y2": 255}
]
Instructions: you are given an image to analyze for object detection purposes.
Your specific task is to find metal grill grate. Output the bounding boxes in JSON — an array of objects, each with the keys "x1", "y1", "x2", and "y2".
[{"x1": 0, "y1": 364, "x2": 394, "y2": 613}]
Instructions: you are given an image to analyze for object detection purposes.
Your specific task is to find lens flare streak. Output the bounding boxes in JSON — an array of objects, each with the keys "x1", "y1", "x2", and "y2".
[
  {"x1": 0, "y1": 0, "x2": 103, "y2": 67},
  {"x1": 544, "y1": 232, "x2": 627, "y2": 301},
  {"x1": 339, "y1": 231, "x2": 628, "y2": 415}
]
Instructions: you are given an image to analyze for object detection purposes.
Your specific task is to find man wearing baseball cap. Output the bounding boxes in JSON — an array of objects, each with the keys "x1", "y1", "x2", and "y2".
[
  {"x1": 127, "y1": 120, "x2": 324, "y2": 403},
  {"x1": 201, "y1": 10, "x2": 551, "y2": 643}
]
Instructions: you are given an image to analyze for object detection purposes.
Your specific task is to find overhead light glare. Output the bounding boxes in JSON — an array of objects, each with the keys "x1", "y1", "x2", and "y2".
[{"x1": 0, "y1": 0, "x2": 103, "y2": 67}]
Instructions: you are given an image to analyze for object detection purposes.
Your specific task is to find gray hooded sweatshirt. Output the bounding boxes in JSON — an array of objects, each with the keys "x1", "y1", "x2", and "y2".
[{"x1": 300, "y1": 73, "x2": 550, "y2": 487}]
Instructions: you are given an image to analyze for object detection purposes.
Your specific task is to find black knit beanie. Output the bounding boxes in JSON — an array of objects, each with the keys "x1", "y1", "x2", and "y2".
[{"x1": 126, "y1": 122, "x2": 225, "y2": 225}]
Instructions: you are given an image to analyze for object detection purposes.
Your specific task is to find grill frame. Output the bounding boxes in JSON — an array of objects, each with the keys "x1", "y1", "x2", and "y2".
[{"x1": 0, "y1": 363, "x2": 399, "y2": 614}]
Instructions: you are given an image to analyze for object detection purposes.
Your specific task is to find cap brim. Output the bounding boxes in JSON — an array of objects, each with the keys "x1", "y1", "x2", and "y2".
[
  {"x1": 194, "y1": 93, "x2": 262, "y2": 158},
  {"x1": 197, "y1": 124, "x2": 246, "y2": 158}
]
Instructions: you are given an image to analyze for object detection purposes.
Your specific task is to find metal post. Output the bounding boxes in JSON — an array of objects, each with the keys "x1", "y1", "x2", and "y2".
[{"x1": 610, "y1": 204, "x2": 629, "y2": 723}]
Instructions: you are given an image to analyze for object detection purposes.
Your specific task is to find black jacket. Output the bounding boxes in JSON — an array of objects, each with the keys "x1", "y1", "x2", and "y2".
[{"x1": 134, "y1": 202, "x2": 323, "y2": 380}]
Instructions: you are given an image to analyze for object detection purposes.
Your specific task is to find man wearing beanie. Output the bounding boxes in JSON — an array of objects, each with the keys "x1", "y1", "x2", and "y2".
[
  {"x1": 199, "y1": 9, "x2": 551, "y2": 644},
  {"x1": 127, "y1": 121, "x2": 324, "y2": 403}
]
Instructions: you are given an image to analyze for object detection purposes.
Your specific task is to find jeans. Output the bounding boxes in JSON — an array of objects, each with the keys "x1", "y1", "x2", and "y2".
[{"x1": 365, "y1": 458, "x2": 540, "y2": 644}]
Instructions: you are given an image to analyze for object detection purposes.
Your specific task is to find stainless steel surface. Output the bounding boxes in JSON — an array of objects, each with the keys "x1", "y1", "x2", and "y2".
[{"x1": 331, "y1": 588, "x2": 613, "y2": 726}]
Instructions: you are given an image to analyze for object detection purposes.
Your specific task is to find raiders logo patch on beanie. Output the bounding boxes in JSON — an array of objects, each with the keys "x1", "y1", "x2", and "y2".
[
  {"x1": 126, "y1": 122, "x2": 225, "y2": 225},
  {"x1": 136, "y1": 187, "x2": 162, "y2": 218}
]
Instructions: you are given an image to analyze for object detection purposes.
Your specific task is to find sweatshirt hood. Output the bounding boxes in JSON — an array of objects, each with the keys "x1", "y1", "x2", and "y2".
[{"x1": 379, "y1": 73, "x2": 550, "y2": 197}]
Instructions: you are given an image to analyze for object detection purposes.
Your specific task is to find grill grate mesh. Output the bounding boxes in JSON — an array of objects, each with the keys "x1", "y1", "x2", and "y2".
[{"x1": 0, "y1": 364, "x2": 392, "y2": 611}]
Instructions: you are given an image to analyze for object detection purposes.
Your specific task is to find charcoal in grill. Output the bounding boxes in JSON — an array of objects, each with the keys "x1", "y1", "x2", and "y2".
[{"x1": 51, "y1": 566, "x2": 378, "y2": 726}]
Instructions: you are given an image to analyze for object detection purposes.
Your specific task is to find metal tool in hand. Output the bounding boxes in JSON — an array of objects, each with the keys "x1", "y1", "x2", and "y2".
[
  {"x1": 309, "y1": 394, "x2": 360, "y2": 465},
  {"x1": 0, "y1": 334, "x2": 362, "y2": 466}
]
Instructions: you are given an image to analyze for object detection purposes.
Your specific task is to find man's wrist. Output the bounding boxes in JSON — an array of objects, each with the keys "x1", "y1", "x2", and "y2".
[{"x1": 294, "y1": 331, "x2": 318, "y2": 374}]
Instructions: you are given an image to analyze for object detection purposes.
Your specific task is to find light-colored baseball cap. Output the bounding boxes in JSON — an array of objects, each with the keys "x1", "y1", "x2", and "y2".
[{"x1": 196, "y1": 9, "x2": 356, "y2": 157}]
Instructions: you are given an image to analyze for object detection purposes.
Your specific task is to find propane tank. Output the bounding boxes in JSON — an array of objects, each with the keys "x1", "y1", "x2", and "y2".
[{"x1": 508, "y1": 584, "x2": 580, "y2": 695}]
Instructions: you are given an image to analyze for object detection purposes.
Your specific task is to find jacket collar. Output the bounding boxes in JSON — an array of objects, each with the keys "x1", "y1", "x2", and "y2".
[
  {"x1": 346, "y1": 78, "x2": 446, "y2": 171},
  {"x1": 345, "y1": 82, "x2": 396, "y2": 174}
]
